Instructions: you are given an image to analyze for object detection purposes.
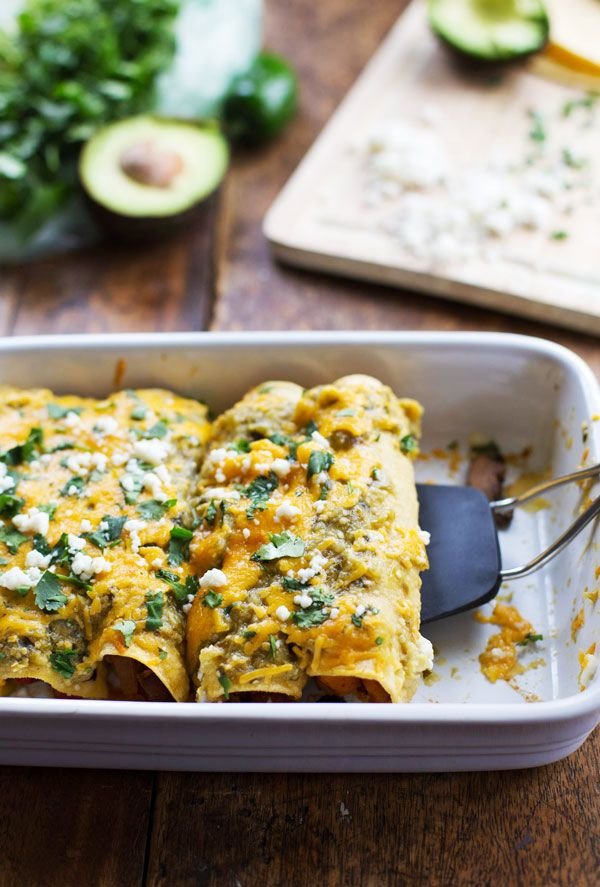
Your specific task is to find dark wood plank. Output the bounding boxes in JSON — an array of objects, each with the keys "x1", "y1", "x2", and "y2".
[
  {"x1": 0, "y1": 767, "x2": 154, "y2": 887},
  {"x1": 213, "y1": 0, "x2": 600, "y2": 378},
  {"x1": 145, "y1": 735, "x2": 600, "y2": 887},
  {"x1": 1, "y1": 196, "x2": 218, "y2": 336}
]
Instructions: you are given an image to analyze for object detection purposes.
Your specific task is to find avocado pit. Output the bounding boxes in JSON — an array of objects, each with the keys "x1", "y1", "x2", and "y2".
[{"x1": 119, "y1": 140, "x2": 184, "y2": 189}]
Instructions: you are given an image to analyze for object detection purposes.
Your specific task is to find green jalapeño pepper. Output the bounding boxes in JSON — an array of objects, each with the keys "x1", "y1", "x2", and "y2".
[{"x1": 222, "y1": 51, "x2": 298, "y2": 145}]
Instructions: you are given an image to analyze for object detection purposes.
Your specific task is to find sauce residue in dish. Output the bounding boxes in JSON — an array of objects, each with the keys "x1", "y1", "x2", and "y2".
[
  {"x1": 579, "y1": 643, "x2": 598, "y2": 691},
  {"x1": 475, "y1": 603, "x2": 543, "y2": 684},
  {"x1": 571, "y1": 607, "x2": 585, "y2": 641}
]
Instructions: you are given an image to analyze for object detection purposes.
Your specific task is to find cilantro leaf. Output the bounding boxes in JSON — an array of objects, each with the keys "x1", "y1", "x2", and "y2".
[
  {"x1": 47, "y1": 404, "x2": 81, "y2": 420},
  {"x1": 144, "y1": 421, "x2": 169, "y2": 439},
  {"x1": 113, "y1": 619, "x2": 136, "y2": 648},
  {"x1": 130, "y1": 404, "x2": 147, "y2": 421},
  {"x1": 218, "y1": 671, "x2": 232, "y2": 699},
  {"x1": 0, "y1": 494, "x2": 24, "y2": 517},
  {"x1": 49, "y1": 649, "x2": 78, "y2": 679},
  {"x1": 0, "y1": 428, "x2": 43, "y2": 466},
  {"x1": 282, "y1": 576, "x2": 307, "y2": 590},
  {"x1": 269, "y1": 634, "x2": 277, "y2": 658},
  {"x1": 292, "y1": 608, "x2": 329, "y2": 629},
  {"x1": 400, "y1": 434, "x2": 418, "y2": 454},
  {"x1": 61, "y1": 475, "x2": 85, "y2": 497},
  {"x1": 120, "y1": 474, "x2": 143, "y2": 505},
  {"x1": 251, "y1": 532, "x2": 305, "y2": 562},
  {"x1": 34, "y1": 570, "x2": 68, "y2": 612},
  {"x1": 307, "y1": 450, "x2": 334, "y2": 480},
  {"x1": 517, "y1": 633, "x2": 543, "y2": 646},
  {"x1": 85, "y1": 515, "x2": 127, "y2": 549},
  {"x1": 230, "y1": 439, "x2": 250, "y2": 453},
  {"x1": 137, "y1": 498, "x2": 176, "y2": 520},
  {"x1": 205, "y1": 499, "x2": 218, "y2": 526},
  {"x1": 203, "y1": 590, "x2": 223, "y2": 609},
  {"x1": 0, "y1": 526, "x2": 28, "y2": 554},
  {"x1": 243, "y1": 472, "x2": 278, "y2": 519},
  {"x1": 146, "y1": 591, "x2": 164, "y2": 631},
  {"x1": 167, "y1": 525, "x2": 193, "y2": 567},
  {"x1": 156, "y1": 569, "x2": 198, "y2": 604}
]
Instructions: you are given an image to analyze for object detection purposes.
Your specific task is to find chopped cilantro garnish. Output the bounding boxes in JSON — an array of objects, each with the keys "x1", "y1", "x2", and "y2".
[
  {"x1": 113, "y1": 619, "x2": 136, "y2": 648},
  {"x1": 159, "y1": 649, "x2": 168, "y2": 660},
  {"x1": 205, "y1": 499, "x2": 218, "y2": 526},
  {"x1": 203, "y1": 590, "x2": 223, "y2": 609},
  {"x1": 34, "y1": 570, "x2": 68, "y2": 612},
  {"x1": 120, "y1": 474, "x2": 144, "y2": 505},
  {"x1": 145, "y1": 591, "x2": 164, "y2": 631},
  {"x1": 61, "y1": 475, "x2": 85, "y2": 497},
  {"x1": 130, "y1": 404, "x2": 148, "y2": 421},
  {"x1": 561, "y1": 148, "x2": 586, "y2": 170},
  {"x1": 307, "y1": 450, "x2": 334, "y2": 480},
  {"x1": 0, "y1": 494, "x2": 24, "y2": 516},
  {"x1": 268, "y1": 432, "x2": 288, "y2": 447},
  {"x1": 303, "y1": 420, "x2": 318, "y2": 437},
  {"x1": 47, "y1": 404, "x2": 81, "y2": 420},
  {"x1": 282, "y1": 576, "x2": 307, "y2": 591},
  {"x1": 370, "y1": 467, "x2": 381, "y2": 481},
  {"x1": 156, "y1": 568, "x2": 198, "y2": 604},
  {"x1": 230, "y1": 439, "x2": 251, "y2": 453},
  {"x1": 292, "y1": 608, "x2": 328, "y2": 629},
  {"x1": 268, "y1": 634, "x2": 277, "y2": 658},
  {"x1": 562, "y1": 92, "x2": 598, "y2": 118},
  {"x1": 351, "y1": 614, "x2": 364, "y2": 628},
  {"x1": 0, "y1": 427, "x2": 43, "y2": 466},
  {"x1": 528, "y1": 109, "x2": 546, "y2": 143},
  {"x1": 144, "y1": 421, "x2": 168, "y2": 439},
  {"x1": 400, "y1": 434, "x2": 417, "y2": 454},
  {"x1": 218, "y1": 671, "x2": 232, "y2": 699},
  {"x1": 307, "y1": 588, "x2": 334, "y2": 607},
  {"x1": 243, "y1": 630, "x2": 257, "y2": 640},
  {"x1": 251, "y1": 532, "x2": 305, "y2": 562},
  {"x1": 49, "y1": 649, "x2": 78, "y2": 679},
  {"x1": 551, "y1": 230, "x2": 568, "y2": 241},
  {"x1": 46, "y1": 441, "x2": 75, "y2": 453},
  {"x1": 318, "y1": 486, "x2": 329, "y2": 501},
  {"x1": 137, "y1": 498, "x2": 177, "y2": 520},
  {"x1": 375, "y1": 636, "x2": 384, "y2": 646},
  {"x1": 167, "y1": 525, "x2": 193, "y2": 567},
  {"x1": 244, "y1": 472, "x2": 278, "y2": 519},
  {"x1": 517, "y1": 633, "x2": 543, "y2": 646},
  {"x1": 86, "y1": 515, "x2": 127, "y2": 549},
  {"x1": 0, "y1": 526, "x2": 28, "y2": 554},
  {"x1": 259, "y1": 385, "x2": 273, "y2": 394},
  {"x1": 38, "y1": 503, "x2": 57, "y2": 519}
]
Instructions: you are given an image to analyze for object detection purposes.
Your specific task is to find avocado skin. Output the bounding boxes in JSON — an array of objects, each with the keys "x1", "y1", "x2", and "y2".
[{"x1": 83, "y1": 190, "x2": 216, "y2": 242}]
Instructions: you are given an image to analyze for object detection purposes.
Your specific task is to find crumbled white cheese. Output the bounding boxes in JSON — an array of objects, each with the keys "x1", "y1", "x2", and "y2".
[
  {"x1": 111, "y1": 451, "x2": 130, "y2": 467},
  {"x1": 63, "y1": 411, "x2": 81, "y2": 428},
  {"x1": 94, "y1": 416, "x2": 119, "y2": 436},
  {"x1": 354, "y1": 604, "x2": 366, "y2": 618},
  {"x1": 215, "y1": 469, "x2": 226, "y2": 484},
  {"x1": 418, "y1": 529, "x2": 431, "y2": 545},
  {"x1": 200, "y1": 568, "x2": 227, "y2": 588},
  {"x1": 25, "y1": 549, "x2": 52, "y2": 570},
  {"x1": 297, "y1": 552, "x2": 327, "y2": 584},
  {"x1": 67, "y1": 534, "x2": 87, "y2": 554},
  {"x1": 294, "y1": 593, "x2": 313, "y2": 609},
  {"x1": 0, "y1": 565, "x2": 41, "y2": 590},
  {"x1": 0, "y1": 463, "x2": 15, "y2": 493},
  {"x1": 124, "y1": 519, "x2": 146, "y2": 553},
  {"x1": 154, "y1": 464, "x2": 170, "y2": 484},
  {"x1": 133, "y1": 438, "x2": 171, "y2": 466},
  {"x1": 276, "y1": 605, "x2": 290, "y2": 622},
  {"x1": 207, "y1": 447, "x2": 228, "y2": 466},
  {"x1": 275, "y1": 502, "x2": 301, "y2": 522},
  {"x1": 12, "y1": 507, "x2": 49, "y2": 537},
  {"x1": 314, "y1": 500, "x2": 326, "y2": 514},
  {"x1": 143, "y1": 472, "x2": 167, "y2": 502},
  {"x1": 66, "y1": 451, "x2": 107, "y2": 476},
  {"x1": 329, "y1": 607, "x2": 339, "y2": 620},
  {"x1": 242, "y1": 528, "x2": 251, "y2": 539},
  {"x1": 152, "y1": 558, "x2": 163, "y2": 568},
  {"x1": 71, "y1": 552, "x2": 111, "y2": 581},
  {"x1": 311, "y1": 431, "x2": 330, "y2": 449},
  {"x1": 255, "y1": 462, "x2": 272, "y2": 474},
  {"x1": 271, "y1": 458, "x2": 291, "y2": 478},
  {"x1": 580, "y1": 652, "x2": 598, "y2": 689},
  {"x1": 80, "y1": 519, "x2": 92, "y2": 533},
  {"x1": 120, "y1": 475, "x2": 137, "y2": 492}
]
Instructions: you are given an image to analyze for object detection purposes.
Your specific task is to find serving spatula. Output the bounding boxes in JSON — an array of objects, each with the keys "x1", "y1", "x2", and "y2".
[{"x1": 418, "y1": 464, "x2": 600, "y2": 623}]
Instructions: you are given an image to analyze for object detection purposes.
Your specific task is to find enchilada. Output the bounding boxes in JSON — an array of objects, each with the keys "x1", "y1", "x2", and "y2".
[{"x1": 0, "y1": 386, "x2": 210, "y2": 701}]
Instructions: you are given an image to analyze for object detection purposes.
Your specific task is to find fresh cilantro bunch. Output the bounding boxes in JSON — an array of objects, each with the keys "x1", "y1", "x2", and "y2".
[{"x1": 0, "y1": 0, "x2": 179, "y2": 237}]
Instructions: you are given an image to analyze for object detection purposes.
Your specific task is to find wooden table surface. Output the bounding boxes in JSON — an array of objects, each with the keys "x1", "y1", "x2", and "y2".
[{"x1": 0, "y1": 2, "x2": 598, "y2": 885}]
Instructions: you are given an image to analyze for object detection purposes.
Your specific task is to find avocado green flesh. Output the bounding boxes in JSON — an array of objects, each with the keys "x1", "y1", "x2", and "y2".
[
  {"x1": 79, "y1": 116, "x2": 228, "y2": 219},
  {"x1": 428, "y1": 0, "x2": 549, "y2": 61}
]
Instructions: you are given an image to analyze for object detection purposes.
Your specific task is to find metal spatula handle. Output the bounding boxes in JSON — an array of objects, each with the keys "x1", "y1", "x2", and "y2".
[{"x1": 491, "y1": 463, "x2": 600, "y2": 580}]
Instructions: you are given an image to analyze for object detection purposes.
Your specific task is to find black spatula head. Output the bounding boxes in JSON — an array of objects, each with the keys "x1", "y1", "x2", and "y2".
[{"x1": 417, "y1": 484, "x2": 502, "y2": 623}]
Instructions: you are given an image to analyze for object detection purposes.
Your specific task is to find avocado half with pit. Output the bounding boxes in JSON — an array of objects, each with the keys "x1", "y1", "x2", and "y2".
[
  {"x1": 79, "y1": 116, "x2": 229, "y2": 239},
  {"x1": 428, "y1": 0, "x2": 550, "y2": 62}
]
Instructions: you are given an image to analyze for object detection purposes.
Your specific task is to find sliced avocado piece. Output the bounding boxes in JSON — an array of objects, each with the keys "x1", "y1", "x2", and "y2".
[
  {"x1": 428, "y1": 0, "x2": 549, "y2": 62},
  {"x1": 79, "y1": 116, "x2": 228, "y2": 238}
]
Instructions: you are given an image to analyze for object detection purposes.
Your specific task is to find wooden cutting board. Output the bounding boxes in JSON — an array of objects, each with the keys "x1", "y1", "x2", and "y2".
[{"x1": 264, "y1": 0, "x2": 600, "y2": 334}]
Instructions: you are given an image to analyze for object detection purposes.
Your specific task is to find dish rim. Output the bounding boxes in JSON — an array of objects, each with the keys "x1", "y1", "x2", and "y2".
[{"x1": 0, "y1": 328, "x2": 597, "y2": 727}]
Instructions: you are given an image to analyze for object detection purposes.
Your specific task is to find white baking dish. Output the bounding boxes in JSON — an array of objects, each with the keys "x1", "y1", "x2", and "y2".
[{"x1": 0, "y1": 331, "x2": 597, "y2": 772}]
